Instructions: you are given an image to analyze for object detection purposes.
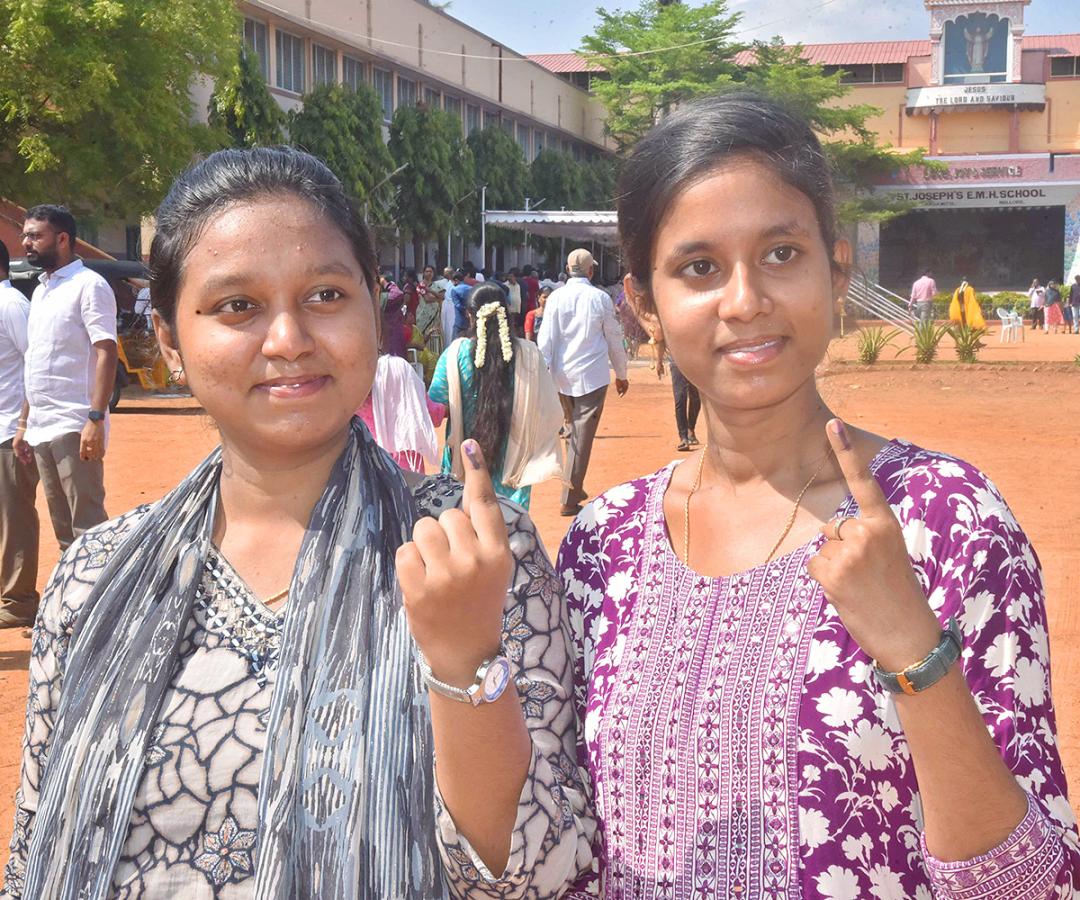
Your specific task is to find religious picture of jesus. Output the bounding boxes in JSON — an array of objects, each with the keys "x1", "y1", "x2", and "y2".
[{"x1": 964, "y1": 25, "x2": 990, "y2": 73}]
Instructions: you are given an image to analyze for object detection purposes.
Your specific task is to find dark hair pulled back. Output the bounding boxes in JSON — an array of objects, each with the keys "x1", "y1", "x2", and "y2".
[
  {"x1": 617, "y1": 92, "x2": 840, "y2": 312},
  {"x1": 463, "y1": 282, "x2": 515, "y2": 469},
  {"x1": 149, "y1": 146, "x2": 378, "y2": 326}
]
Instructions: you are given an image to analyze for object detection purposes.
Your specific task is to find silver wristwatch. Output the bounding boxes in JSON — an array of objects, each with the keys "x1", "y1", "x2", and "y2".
[
  {"x1": 873, "y1": 617, "x2": 963, "y2": 695},
  {"x1": 417, "y1": 651, "x2": 514, "y2": 706}
]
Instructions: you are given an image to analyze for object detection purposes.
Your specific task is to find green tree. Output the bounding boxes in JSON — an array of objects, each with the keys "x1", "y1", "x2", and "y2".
[
  {"x1": 528, "y1": 150, "x2": 585, "y2": 264},
  {"x1": 288, "y1": 82, "x2": 394, "y2": 214},
  {"x1": 389, "y1": 104, "x2": 475, "y2": 267},
  {"x1": 0, "y1": 0, "x2": 238, "y2": 219},
  {"x1": 581, "y1": 3, "x2": 938, "y2": 224},
  {"x1": 467, "y1": 126, "x2": 528, "y2": 264},
  {"x1": 208, "y1": 45, "x2": 285, "y2": 148},
  {"x1": 580, "y1": 0, "x2": 744, "y2": 153},
  {"x1": 742, "y1": 38, "x2": 934, "y2": 223},
  {"x1": 581, "y1": 157, "x2": 619, "y2": 208}
]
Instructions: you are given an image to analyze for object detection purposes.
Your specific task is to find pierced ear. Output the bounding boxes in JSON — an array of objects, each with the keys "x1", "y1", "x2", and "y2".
[
  {"x1": 622, "y1": 273, "x2": 663, "y2": 341},
  {"x1": 151, "y1": 311, "x2": 184, "y2": 373}
]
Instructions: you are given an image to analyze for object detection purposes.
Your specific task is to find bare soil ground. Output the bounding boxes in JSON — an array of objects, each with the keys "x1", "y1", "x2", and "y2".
[{"x1": 1, "y1": 329, "x2": 1078, "y2": 854}]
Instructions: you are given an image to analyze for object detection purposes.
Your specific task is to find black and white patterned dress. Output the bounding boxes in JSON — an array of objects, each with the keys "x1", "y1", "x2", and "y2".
[{"x1": 2, "y1": 477, "x2": 594, "y2": 898}]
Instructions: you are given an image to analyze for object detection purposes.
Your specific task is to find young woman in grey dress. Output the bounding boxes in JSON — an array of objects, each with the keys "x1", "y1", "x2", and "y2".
[{"x1": 1, "y1": 147, "x2": 593, "y2": 900}]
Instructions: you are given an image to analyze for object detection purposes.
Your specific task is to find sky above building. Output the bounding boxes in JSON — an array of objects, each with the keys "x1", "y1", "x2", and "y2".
[{"x1": 445, "y1": 0, "x2": 1080, "y2": 56}]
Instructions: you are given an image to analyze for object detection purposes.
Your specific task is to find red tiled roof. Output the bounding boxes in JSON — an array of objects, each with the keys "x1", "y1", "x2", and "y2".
[
  {"x1": 733, "y1": 33, "x2": 1080, "y2": 67},
  {"x1": 527, "y1": 53, "x2": 605, "y2": 73}
]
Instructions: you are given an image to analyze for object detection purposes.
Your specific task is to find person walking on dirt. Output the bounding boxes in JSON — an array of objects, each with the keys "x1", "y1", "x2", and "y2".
[
  {"x1": 538, "y1": 248, "x2": 629, "y2": 516},
  {"x1": 908, "y1": 269, "x2": 937, "y2": 323},
  {"x1": 15, "y1": 204, "x2": 116, "y2": 553},
  {"x1": 0, "y1": 242, "x2": 40, "y2": 629},
  {"x1": 1027, "y1": 278, "x2": 1045, "y2": 330}
]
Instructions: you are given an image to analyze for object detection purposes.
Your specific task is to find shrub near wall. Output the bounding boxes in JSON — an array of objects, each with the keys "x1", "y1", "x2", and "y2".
[{"x1": 930, "y1": 291, "x2": 1029, "y2": 320}]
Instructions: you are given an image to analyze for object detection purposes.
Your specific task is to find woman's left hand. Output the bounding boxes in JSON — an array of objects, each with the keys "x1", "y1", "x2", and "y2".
[{"x1": 807, "y1": 419, "x2": 942, "y2": 672}]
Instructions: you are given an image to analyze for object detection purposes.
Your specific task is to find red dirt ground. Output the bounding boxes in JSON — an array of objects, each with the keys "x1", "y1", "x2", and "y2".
[{"x1": 2, "y1": 323, "x2": 1078, "y2": 856}]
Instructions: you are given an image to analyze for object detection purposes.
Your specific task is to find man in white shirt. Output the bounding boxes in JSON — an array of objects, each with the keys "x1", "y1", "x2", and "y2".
[
  {"x1": 538, "y1": 248, "x2": 629, "y2": 516},
  {"x1": 13, "y1": 205, "x2": 117, "y2": 550},
  {"x1": 0, "y1": 242, "x2": 40, "y2": 628}
]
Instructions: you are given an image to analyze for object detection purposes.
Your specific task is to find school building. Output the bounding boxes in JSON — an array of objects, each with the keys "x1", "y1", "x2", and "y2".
[
  {"x1": 531, "y1": 0, "x2": 1080, "y2": 292},
  {"x1": 87, "y1": 0, "x2": 612, "y2": 265}
]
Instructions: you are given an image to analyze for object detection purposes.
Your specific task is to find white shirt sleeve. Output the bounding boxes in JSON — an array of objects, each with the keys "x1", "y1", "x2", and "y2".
[
  {"x1": 536, "y1": 297, "x2": 555, "y2": 370},
  {"x1": 600, "y1": 294, "x2": 628, "y2": 380},
  {"x1": 81, "y1": 278, "x2": 117, "y2": 345},
  {"x1": 0, "y1": 297, "x2": 29, "y2": 354}
]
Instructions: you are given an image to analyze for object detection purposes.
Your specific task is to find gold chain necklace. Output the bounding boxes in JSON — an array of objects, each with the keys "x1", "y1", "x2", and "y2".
[
  {"x1": 264, "y1": 587, "x2": 289, "y2": 606},
  {"x1": 683, "y1": 446, "x2": 830, "y2": 568}
]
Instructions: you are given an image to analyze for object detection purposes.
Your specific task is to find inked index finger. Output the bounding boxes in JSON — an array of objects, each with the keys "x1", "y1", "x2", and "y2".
[
  {"x1": 826, "y1": 419, "x2": 890, "y2": 518},
  {"x1": 459, "y1": 439, "x2": 510, "y2": 549}
]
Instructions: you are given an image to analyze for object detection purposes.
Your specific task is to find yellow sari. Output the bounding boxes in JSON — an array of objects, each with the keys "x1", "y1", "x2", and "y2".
[{"x1": 949, "y1": 282, "x2": 986, "y2": 328}]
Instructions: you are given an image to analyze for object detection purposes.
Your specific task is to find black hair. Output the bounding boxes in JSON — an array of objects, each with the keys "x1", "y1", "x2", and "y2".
[
  {"x1": 149, "y1": 146, "x2": 378, "y2": 327},
  {"x1": 522, "y1": 265, "x2": 534, "y2": 276},
  {"x1": 463, "y1": 282, "x2": 515, "y2": 469},
  {"x1": 405, "y1": 268, "x2": 418, "y2": 282},
  {"x1": 0, "y1": 242, "x2": 8, "y2": 275},
  {"x1": 463, "y1": 261, "x2": 477, "y2": 276},
  {"x1": 25, "y1": 204, "x2": 77, "y2": 246},
  {"x1": 616, "y1": 91, "x2": 840, "y2": 313}
]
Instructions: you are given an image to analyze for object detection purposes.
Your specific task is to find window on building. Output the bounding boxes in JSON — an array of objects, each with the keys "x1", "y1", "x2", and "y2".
[
  {"x1": 484, "y1": 110, "x2": 500, "y2": 131},
  {"x1": 500, "y1": 117, "x2": 515, "y2": 135},
  {"x1": 823, "y1": 62, "x2": 905, "y2": 84},
  {"x1": 1050, "y1": 56, "x2": 1079, "y2": 77},
  {"x1": 312, "y1": 44, "x2": 337, "y2": 86},
  {"x1": 424, "y1": 87, "x2": 441, "y2": 108},
  {"x1": 444, "y1": 95, "x2": 462, "y2": 121},
  {"x1": 533, "y1": 129, "x2": 545, "y2": 160},
  {"x1": 571, "y1": 143, "x2": 582, "y2": 162},
  {"x1": 516, "y1": 122, "x2": 529, "y2": 156},
  {"x1": 275, "y1": 29, "x2": 304, "y2": 93},
  {"x1": 343, "y1": 56, "x2": 365, "y2": 90},
  {"x1": 373, "y1": 68, "x2": 394, "y2": 120},
  {"x1": 397, "y1": 76, "x2": 417, "y2": 108},
  {"x1": 466, "y1": 104, "x2": 482, "y2": 133},
  {"x1": 877, "y1": 63, "x2": 904, "y2": 83},
  {"x1": 243, "y1": 19, "x2": 269, "y2": 80}
]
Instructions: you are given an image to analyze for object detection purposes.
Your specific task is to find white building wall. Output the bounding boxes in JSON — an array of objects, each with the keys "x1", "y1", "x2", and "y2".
[{"x1": 241, "y1": 0, "x2": 610, "y2": 152}]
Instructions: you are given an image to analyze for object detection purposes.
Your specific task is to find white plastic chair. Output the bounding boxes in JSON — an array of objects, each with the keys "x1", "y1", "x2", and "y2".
[
  {"x1": 1009, "y1": 308, "x2": 1025, "y2": 342},
  {"x1": 996, "y1": 307, "x2": 1019, "y2": 343}
]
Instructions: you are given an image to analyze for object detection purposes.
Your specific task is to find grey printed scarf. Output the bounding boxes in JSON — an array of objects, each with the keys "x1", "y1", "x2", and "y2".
[{"x1": 22, "y1": 421, "x2": 443, "y2": 899}]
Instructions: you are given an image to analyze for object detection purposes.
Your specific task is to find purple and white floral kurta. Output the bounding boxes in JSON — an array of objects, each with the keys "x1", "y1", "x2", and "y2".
[{"x1": 558, "y1": 439, "x2": 1080, "y2": 898}]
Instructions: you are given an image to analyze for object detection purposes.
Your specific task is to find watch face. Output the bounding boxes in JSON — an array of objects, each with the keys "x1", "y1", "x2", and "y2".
[{"x1": 481, "y1": 657, "x2": 512, "y2": 703}]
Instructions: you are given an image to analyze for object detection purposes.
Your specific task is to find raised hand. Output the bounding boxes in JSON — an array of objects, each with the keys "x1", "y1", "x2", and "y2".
[
  {"x1": 806, "y1": 419, "x2": 942, "y2": 672},
  {"x1": 396, "y1": 439, "x2": 513, "y2": 687}
]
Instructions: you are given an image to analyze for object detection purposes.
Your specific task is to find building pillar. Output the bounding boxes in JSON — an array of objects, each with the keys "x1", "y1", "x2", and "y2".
[
  {"x1": 1009, "y1": 108, "x2": 1021, "y2": 154},
  {"x1": 1065, "y1": 192, "x2": 1080, "y2": 284},
  {"x1": 929, "y1": 111, "x2": 939, "y2": 156},
  {"x1": 856, "y1": 221, "x2": 881, "y2": 285}
]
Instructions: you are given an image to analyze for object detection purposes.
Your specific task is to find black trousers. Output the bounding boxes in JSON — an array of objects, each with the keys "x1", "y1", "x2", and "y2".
[{"x1": 670, "y1": 361, "x2": 700, "y2": 442}]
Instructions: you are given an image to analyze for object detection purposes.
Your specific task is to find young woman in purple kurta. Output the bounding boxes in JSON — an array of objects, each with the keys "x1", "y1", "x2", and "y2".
[{"x1": 556, "y1": 94, "x2": 1080, "y2": 898}]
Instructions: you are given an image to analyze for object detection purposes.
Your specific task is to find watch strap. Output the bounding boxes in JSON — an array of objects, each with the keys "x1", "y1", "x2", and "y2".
[
  {"x1": 873, "y1": 617, "x2": 962, "y2": 696},
  {"x1": 87, "y1": 410, "x2": 106, "y2": 422},
  {"x1": 416, "y1": 651, "x2": 509, "y2": 707}
]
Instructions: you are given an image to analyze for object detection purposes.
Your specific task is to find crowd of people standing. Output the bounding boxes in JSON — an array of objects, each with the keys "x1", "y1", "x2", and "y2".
[{"x1": 1028, "y1": 275, "x2": 1080, "y2": 334}]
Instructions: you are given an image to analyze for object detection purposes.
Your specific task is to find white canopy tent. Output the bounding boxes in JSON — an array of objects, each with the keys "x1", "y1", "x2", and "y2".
[{"x1": 482, "y1": 209, "x2": 619, "y2": 244}]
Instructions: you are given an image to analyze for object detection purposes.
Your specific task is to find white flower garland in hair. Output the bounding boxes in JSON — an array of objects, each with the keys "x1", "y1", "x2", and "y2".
[{"x1": 473, "y1": 301, "x2": 514, "y2": 368}]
